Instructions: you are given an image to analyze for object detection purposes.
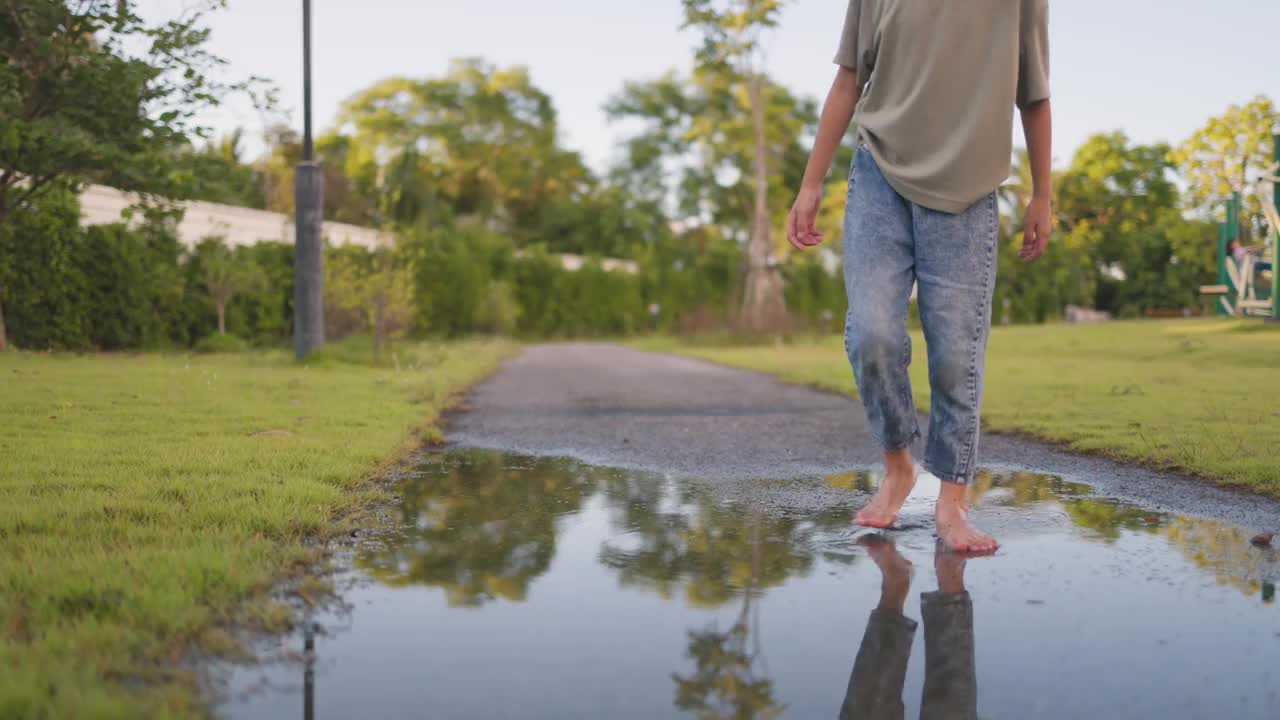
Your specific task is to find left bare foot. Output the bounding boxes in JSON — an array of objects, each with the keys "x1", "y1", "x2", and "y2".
[
  {"x1": 854, "y1": 455, "x2": 919, "y2": 529},
  {"x1": 936, "y1": 495, "x2": 998, "y2": 554}
]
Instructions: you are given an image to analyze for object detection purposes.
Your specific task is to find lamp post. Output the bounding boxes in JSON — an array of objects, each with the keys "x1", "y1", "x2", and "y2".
[
  {"x1": 293, "y1": 0, "x2": 325, "y2": 360},
  {"x1": 1271, "y1": 132, "x2": 1279, "y2": 323}
]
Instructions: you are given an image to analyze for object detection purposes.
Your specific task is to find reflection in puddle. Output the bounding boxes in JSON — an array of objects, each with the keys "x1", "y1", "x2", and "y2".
[{"x1": 218, "y1": 450, "x2": 1280, "y2": 720}]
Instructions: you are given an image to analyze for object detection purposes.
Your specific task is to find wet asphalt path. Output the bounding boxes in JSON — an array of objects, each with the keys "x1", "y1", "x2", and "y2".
[{"x1": 449, "y1": 343, "x2": 1280, "y2": 530}]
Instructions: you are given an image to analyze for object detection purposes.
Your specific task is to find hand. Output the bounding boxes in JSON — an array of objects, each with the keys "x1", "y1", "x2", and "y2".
[
  {"x1": 787, "y1": 185, "x2": 824, "y2": 251},
  {"x1": 1020, "y1": 195, "x2": 1051, "y2": 263}
]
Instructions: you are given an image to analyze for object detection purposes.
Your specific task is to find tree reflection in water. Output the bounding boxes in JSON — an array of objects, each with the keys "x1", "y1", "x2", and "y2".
[
  {"x1": 343, "y1": 451, "x2": 1274, "y2": 719},
  {"x1": 600, "y1": 477, "x2": 856, "y2": 718},
  {"x1": 975, "y1": 470, "x2": 1278, "y2": 600},
  {"x1": 356, "y1": 451, "x2": 599, "y2": 606}
]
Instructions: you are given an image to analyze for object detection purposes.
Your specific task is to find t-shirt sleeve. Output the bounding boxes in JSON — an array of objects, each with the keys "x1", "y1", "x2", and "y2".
[
  {"x1": 1017, "y1": 0, "x2": 1050, "y2": 108},
  {"x1": 833, "y1": 1, "x2": 862, "y2": 71}
]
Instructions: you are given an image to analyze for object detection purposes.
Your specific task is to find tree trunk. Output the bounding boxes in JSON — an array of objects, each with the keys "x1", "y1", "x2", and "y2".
[
  {"x1": 740, "y1": 74, "x2": 787, "y2": 333},
  {"x1": 373, "y1": 296, "x2": 385, "y2": 358},
  {"x1": 217, "y1": 302, "x2": 226, "y2": 335},
  {"x1": 0, "y1": 288, "x2": 8, "y2": 351}
]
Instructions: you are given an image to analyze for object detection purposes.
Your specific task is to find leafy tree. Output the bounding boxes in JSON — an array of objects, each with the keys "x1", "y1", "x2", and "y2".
[
  {"x1": 598, "y1": 479, "x2": 827, "y2": 608},
  {"x1": 607, "y1": 5, "x2": 813, "y2": 333},
  {"x1": 682, "y1": 0, "x2": 788, "y2": 332},
  {"x1": 1169, "y1": 95, "x2": 1279, "y2": 241},
  {"x1": 325, "y1": 243, "x2": 414, "y2": 355},
  {"x1": 673, "y1": 598, "x2": 785, "y2": 720},
  {"x1": 0, "y1": 184, "x2": 89, "y2": 349},
  {"x1": 992, "y1": 136, "x2": 1212, "y2": 320},
  {"x1": 596, "y1": 474, "x2": 860, "y2": 717},
  {"x1": 225, "y1": 241, "x2": 294, "y2": 345},
  {"x1": 336, "y1": 59, "x2": 589, "y2": 235},
  {"x1": 980, "y1": 470, "x2": 1272, "y2": 601},
  {"x1": 410, "y1": 225, "x2": 510, "y2": 337},
  {"x1": 259, "y1": 124, "x2": 302, "y2": 216},
  {"x1": 992, "y1": 149, "x2": 1092, "y2": 322},
  {"x1": 355, "y1": 452, "x2": 597, "y2": 607},
  {"x1": 79, "y1": 216, "x2": 187, "y2": 349},
  {"x1": 472, "y1": 280, "x2": 521, "y2": 336},
  {"x1": 195, "y1": 239, "x2": 265, "y2": 337},
  {"x1": 179, "y1": 130, "x2": 266, "y2": 208},
  {"x1": 1058, "y1": 133, "x2": 1212, "y2": 315},
  {"x1": 0, "y1": 0, "x2": 264, "y2": 349}
]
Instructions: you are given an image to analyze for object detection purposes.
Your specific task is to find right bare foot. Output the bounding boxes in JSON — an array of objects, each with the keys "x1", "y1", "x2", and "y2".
[
  {"x1": 855, "y1": 458, "x2": 919, "y2": 529},
  {"x1": 936, "y1": 495, "x2": 999, "y2": 554}
]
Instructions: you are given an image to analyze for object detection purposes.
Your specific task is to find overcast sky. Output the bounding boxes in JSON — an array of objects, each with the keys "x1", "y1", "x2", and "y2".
[{"x1": 138, "y1": 0, "x2": 1280, "y2": 172}]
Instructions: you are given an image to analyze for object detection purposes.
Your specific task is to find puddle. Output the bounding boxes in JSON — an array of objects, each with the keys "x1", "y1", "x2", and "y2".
[{"x1": 216, "y1": 450, "x2": 1280, "y2": 719}]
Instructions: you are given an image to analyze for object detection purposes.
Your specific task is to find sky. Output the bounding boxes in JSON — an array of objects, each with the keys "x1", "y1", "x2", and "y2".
[{"x1": 139, "y1": 0, "x2": 1280, "y2": 173}]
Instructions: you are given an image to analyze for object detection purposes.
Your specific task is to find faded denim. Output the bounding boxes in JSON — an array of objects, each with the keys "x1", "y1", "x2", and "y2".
[
  {"x1": 839, "y1": 592, "x2": 978, "y2": 720},
  {"x1": 843, "y1": 146, "x2": 998, "y2": 485}
]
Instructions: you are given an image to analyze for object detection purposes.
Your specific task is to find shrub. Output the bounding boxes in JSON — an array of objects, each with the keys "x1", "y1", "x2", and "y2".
[{"x1": 194, "y1": 332, "x2": 248, "y2": 353}]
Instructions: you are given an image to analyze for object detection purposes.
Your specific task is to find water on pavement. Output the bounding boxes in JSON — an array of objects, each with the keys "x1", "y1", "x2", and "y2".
[{"x1": 216, "y1": 449, "x2": 1280, "y2": 720}]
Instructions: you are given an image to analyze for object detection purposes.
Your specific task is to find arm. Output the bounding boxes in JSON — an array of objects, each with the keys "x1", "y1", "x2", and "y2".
[
  {"x1": 787, "y1": 66, "x2": 862, "y2": 250},
  {"x1": 1019, "y1": 98, "x2": 1052, "y2": 262}
]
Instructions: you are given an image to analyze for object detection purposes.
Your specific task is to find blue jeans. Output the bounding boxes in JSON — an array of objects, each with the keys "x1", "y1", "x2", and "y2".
[{"x1": 843, "y1": 146, "x2": 998, "y2": 485}]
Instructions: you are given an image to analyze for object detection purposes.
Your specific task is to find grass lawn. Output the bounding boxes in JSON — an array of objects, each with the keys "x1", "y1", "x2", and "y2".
[
  {"x1": 0, "y1": 339, "x2": 516, "y2": 719},
  {"x1": 636, "y1": 319, "x2": 1280, "y2": 495}
]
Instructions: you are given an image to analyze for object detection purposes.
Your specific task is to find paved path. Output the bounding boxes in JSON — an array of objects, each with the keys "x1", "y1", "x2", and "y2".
[{"x1": 450, "y1": 344, "x2": 1280, "y2": 529}]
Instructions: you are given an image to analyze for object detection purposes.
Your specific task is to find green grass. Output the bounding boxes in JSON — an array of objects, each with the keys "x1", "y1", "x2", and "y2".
[
  {"x1": 0, "y1": 338, "x2": 517, "y2": 719},
  {"x1": 636, "y1": 319, "x2": 1280, "y2": 495}
]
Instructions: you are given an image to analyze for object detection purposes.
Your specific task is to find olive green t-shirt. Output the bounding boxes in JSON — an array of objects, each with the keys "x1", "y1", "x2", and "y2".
[{"x1": 835, "y1": 0, "x2": 1050, "y2": 214}]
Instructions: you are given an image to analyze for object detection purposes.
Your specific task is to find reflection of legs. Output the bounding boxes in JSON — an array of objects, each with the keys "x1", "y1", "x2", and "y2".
[
  {"x1": 841, "y1": 537, "x2": 916, "y2": 720},
  {"x1": 919, "y1": 550, "x2": 978, "y2": 720}
]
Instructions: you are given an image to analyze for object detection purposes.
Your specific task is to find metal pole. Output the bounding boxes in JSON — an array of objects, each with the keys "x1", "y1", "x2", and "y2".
[
  {"x1": 1216, "y1": 221, "x2": 1228, "y2": 316},
  {"x1": 302, "y1": 0, "x2": 314, "y2": 162},
  {"x1": 1271, "y1": 133, "x2": 1279, "y2": 323},
  {"x1": 1223, "y1": 189, "x2": 1233, "y2": 242},
  {"x1": 303, "y1": 620, "x2": 316, "y2": 720},
  {"x1": 293, "y1": 0, "x2": 324, "y2": 360}
]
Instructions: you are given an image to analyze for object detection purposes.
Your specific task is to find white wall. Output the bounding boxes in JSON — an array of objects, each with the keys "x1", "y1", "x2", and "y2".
[
  {"x1": 79, "y1": 184, "x2": 391, "y2": 250},
  {"x1": 78, "y1": 185, "x2": 639, "y2": 274}
]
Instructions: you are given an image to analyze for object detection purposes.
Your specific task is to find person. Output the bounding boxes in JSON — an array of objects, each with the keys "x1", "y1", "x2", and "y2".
[
  {"x1": 787, "y1": 1, "x2": 1053, "y2": 553},
  {"x1": 1229, "y1": 239, "x2": 1272, "y2": 272},
  {"x1": 840, "y1": 536, "x2": 978, "y2": 720}
]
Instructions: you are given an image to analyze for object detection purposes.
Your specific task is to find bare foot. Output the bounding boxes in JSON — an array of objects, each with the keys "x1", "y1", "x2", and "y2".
[
  {"x1": 858, "y1": 535, "x2": 913, "y2": 612},
  {"x1": 855, "y1": 454, "x2": 919, "y2": 529},
  {"x1": 936, "y1": 486, "x2": 998, "y2": 554}
]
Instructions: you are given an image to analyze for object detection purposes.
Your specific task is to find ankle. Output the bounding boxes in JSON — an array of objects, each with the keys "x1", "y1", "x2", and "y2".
[
  {"x1": 937, "y1": 481, "x2": 969, "y2": 507},
  {"x1": 884, "y1": 450, "x2": 914, "y2": 475}
]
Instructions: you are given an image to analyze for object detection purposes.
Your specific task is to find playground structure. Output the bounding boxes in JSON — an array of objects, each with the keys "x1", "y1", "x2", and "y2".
[{"x1": 1200, "y1": 133, "x2": 1280, "y2": 320}]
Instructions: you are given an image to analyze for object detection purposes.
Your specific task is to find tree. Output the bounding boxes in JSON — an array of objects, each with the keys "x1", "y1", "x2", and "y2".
[
  {"x1": 196, "y1": 240, "x2": 264, "y2": 336},
  {"x1": 0, "y1": 184, "x2": 89, "y2": 350},
  {"x1": 0, "y1": 0, "x2": 263, "y2": 349},
  {"x1": 179, "y1": 130, "x2": 266, "y2": 208},
  {"x1": 325, "y1": 243, "x2": 414, "y2": 356},
  {"x1": 355, "y1": 452, "x2": 598, "y2": 607},
  {"x1": 336, "y1": 59, "x2": 590, "y2": 234},
  {"x1": 1169, "y1": 96, "x2": 1279, "y2": 241},
  {"x1": 682, "y1": 0, "x2": 788, "y2": 332},
  {"x1": 672, "y1": 566, "x2": 784, "y2": 720},
  {"x1": 1058, "y1": 133, "x2": 1212, "y2": 315}
]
